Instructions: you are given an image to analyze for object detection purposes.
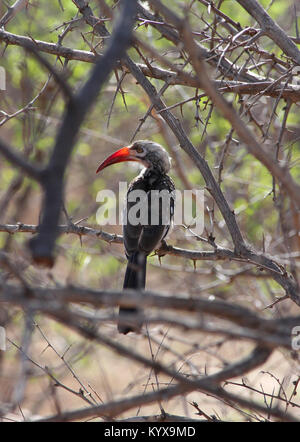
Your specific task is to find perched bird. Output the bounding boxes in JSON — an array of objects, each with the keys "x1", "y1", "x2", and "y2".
[{"x1": 96, "y1": 140, "x2": 175, "y2": 334}]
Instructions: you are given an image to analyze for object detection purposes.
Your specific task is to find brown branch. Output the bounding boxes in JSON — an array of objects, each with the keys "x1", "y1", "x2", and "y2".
[
  {"x1": 136, "y1": 2, "x2": 264, "y2": 84},
  {"x1": 0, "y1": 223, "x2": 123, "y2": 244},
  {"x1": 2, "y1": 29, "x2": 300, "y2": 102},
  {"x1": 237, "y1": 0, "x2": 300, "y2": 64},
  {"x1": 0, "y1": 0, "x2": 28, "y2": 28},
  {"x1": 148, "y1": 0, "x2": 300, "y2": 212},
  {"x1": 20, "y1": 42, "x2": 73, "y2": 102},
  {"x1": 27, "y1": 0, "x2": 137, "y2": 266},
  {"x1": 0, "y1": 222, "x2": 294, "y2": 282},
  {"x1": 4, "y1": 0, "x2": 300, "y2": 303},
  {"x1": 117, "y1": 413, "x2": 207, "y2": 422},
  {"x1": 1, "y1": 0, "x2": 299, "y2": 424},
  {"x1": 30, "y1": 306, "x2": 295, "y2": 422},
  {"x1": 70, "y1": 1, "x2": 246, "y2": 257},
  {"x1": 197, "y1": 0, "x2": 242, "y2": 32},
  {"x1": 28, "y1": 292, "x2": 284, "y2": 421},
  {"x1": 0, "y1": 139, "x2": 42, "y2": 181},
  {"x1": 1, "y1": 282, "x2": 298, "y2": 348},
  {"x1": 0, "y1": 29, "x2": 97, "y2": 62},
  {"x1": 126, "y1": 67, "x2": 247, "y2": 254}
]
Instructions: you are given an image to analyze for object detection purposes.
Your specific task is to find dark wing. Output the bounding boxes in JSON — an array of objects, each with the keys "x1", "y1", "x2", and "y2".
[
  {"x1": 122, "y1": 175, "x2": 146, "y2": 257},
  {"x1": 123, "y1": 173, "x2": 175, "y2": 256}
]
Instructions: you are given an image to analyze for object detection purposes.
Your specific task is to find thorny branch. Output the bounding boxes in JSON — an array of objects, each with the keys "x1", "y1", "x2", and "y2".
[
  {"x1": 1, "y1": 0, "x2": 137, "y2": 266},
  {"x1": 69, "y1": 0, "x2": 300, "y2": 306},
  {"x1": 2, "y1": 29, "x2": 300, "y2": 102},
  {"x1": 0, "y1": 0, "x2": 300, "y2": 422},
  {"x1": 1, "y1": 281, "x2": 296, "y2": 421}
]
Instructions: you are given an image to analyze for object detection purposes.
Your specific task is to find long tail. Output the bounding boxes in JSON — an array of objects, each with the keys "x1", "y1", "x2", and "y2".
[{"x1": 118, "y1": 251, "x2": 146, "y2": 334}]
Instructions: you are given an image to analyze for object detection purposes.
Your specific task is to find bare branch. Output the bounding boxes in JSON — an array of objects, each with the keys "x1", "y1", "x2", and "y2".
[
  {"x1": 0, "y1": 0, "x2": 28, "y2": 28},
  {"x1": 1, "y1": 0, "x2": 300, "y2": 423},
  {"x1": 0, "y1": 139, "x2": 41, "y2": 181},
  {"x1": 1, "y1": 281, "x2": 298, "y2": 348},
  {"x1": 237, "y1": 0, "x2": 300, "y2": 64},
  {"x1": 2, "y1": 29, "x2": 300, "y2": 101},
  {"x1": 148, "y1": 0, "x2": 300, "y2": 210},
  {"x1": 0, "y1": 29, "x2": 97, "y2": 62},
  {"x1": 28, "y1": 0, "x2": 137, "y2": 266}
]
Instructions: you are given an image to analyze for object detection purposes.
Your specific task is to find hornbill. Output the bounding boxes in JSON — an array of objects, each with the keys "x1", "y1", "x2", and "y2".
[{"x1": 96, "y1": 140, "x2": 175, "y2": 334}]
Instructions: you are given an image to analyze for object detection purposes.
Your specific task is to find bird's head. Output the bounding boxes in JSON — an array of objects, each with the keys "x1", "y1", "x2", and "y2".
[{"x1": 96, "y1": 140, "x2": 171, "y2": 174}]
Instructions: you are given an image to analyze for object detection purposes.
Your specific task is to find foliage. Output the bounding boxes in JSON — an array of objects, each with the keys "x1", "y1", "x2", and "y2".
[{"x1": 0, "y1": 0, "x2": 299, "y2": 423}]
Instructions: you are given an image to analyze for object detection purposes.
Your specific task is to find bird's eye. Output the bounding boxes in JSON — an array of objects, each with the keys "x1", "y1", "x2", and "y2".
[{"x1": 135, "y1": 146, "x2": 143, "y2": 154}]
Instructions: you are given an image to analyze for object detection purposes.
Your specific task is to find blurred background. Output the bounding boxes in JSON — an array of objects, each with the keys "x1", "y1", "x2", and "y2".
[{"x1": 0, "y1": 0, "x2": 299, "y2": 421}]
